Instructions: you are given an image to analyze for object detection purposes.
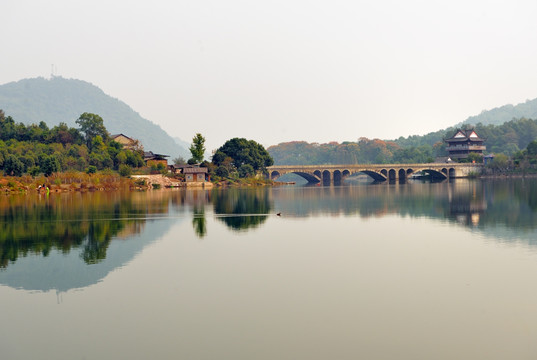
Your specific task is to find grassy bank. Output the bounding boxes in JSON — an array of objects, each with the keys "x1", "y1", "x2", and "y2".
[{"x1": 0, "y1": 171, "x2": 139, "y2": 193}]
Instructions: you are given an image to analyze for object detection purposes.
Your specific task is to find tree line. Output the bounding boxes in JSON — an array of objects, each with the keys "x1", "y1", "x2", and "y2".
[
  {"x1": 268, "y1": 117, "x2": 537, "y2": 166},
  {"x1": 0, "y1": 110, "x2": 144, "y2": 176},
  {"x1": 267, "y1": 138, "x2": 437, "y2": 165}
]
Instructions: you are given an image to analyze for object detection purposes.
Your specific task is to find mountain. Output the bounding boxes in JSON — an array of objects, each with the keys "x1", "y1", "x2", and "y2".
[
  {"x1": 0, "y1": 77, "x2": 189, "y2": 158},
  {"x1": 462, "y1": 98, "x2": 537, "y2": 126},
  {"x1": 173, "y1": 136, "x2": 191, "y2": 153},
  {"x1": 392, "y1": 97, "x2": 537, "y2": 149}
]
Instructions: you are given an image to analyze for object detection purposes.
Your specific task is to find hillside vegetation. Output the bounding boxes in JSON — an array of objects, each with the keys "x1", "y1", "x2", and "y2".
[
  {"x1": 0, "y1": 77, "x2": 188, "y2": 158},
  {"x1": 462, "y1": 98, "x2": 537, "y2": 127},
  {"x1": 269, "y1": 118, "x2": 537, "y2": 165},
  {"x1": 0, "y1": 110, "x2": 144, "y2": 177}
]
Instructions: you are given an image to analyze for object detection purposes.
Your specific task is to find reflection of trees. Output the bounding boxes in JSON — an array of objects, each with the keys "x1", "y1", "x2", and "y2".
[
  {"x1": 272, "y1": 179, "x2": 537, "y2": 232},
  {"x1": 212, "y1": 188, "x2": 271, "y2": 231},
  {"x1": 192, "y1": 206, "x2": 207, "y2": 238},
  {"x1": 0, "y1": 193, "x2": 155, "y2": 268}
]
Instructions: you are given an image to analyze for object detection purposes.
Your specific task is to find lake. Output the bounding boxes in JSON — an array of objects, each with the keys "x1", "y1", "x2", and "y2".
[{"x1": 1, "y1": 178, "x2": 537, "y2": 360}]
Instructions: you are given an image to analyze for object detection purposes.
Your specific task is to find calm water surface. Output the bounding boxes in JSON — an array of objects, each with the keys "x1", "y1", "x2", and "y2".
[{"x1": 2, "y1": 179, "x2": 537, "y2": 360}]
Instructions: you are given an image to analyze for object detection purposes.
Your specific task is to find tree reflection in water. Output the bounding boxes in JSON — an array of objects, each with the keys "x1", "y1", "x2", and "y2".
[
  {"x1": 192, "y1": 206, "x2": 207, "y2": 238},
  {"x1": 0, "y1": 191, "x2": 164, "y2": 268},
  {"x1": 212, "y1": 188, "x2": 272, "y2": 231},
  {"x1": 3, "y1": 179, "x2": 537, "y2": 268}
]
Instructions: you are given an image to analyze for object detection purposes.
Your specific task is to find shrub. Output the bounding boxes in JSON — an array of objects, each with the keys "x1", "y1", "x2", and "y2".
[
  {"x1": 215, "y1": 165, "x2": 229, "y2": 178},
  {"x1": 238, "y1": 164, "x2": 255, "y2": 178},
  {"x1": 119, "y1": 164, "x2": 132, "y2": 177}
]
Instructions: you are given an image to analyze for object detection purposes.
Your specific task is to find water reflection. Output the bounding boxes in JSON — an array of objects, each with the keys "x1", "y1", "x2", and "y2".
[
  {"x1": 0, "y1": 192, "x2": 146, "y2": 268},
  {"x1": 272, "y1": 179, "x2": 537, "y2": 234},
  {"x1": 212, "y1": 188, "x2": 271, "y2": 231},
  {"x1": 2, "y1": 178, "x2": 537, "y2": 274},
  {"x1": 192, "y1": 206, "x2": 207, "y2": 238}
]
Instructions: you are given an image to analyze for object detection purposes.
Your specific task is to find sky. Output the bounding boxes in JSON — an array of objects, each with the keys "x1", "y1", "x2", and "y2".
[{"x1": 3, "y1": 0, "x2": 537, "y2": 152}]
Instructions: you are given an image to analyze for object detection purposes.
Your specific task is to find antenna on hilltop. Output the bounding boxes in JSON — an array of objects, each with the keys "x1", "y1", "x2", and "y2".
[{"x1": 50, "y1": 64, "x2": 57, "y2": 78}]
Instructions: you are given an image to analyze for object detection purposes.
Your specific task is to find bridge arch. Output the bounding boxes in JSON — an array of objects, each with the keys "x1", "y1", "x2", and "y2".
[
  {"x1": 270, "y1": 170, "x2": 281, "y2": 180},
  {"x1": 267, "y1": 163, "x2": 481, "y2": 184},
  {"x1": 353, "y1": 170, "x2": 387, "y2": 182},
  {"x1": 415, "y1": 167, "x2": 448, "y2": 180},
  {"x1": 333, "y1": 170, "x2": 342, "y2": 183},
  {"x1": 398, "y1": 169, "x2": 407, "y2": 182},
  {"x1": 322, "y1": 170, "x2": 331, "y2": 183}
]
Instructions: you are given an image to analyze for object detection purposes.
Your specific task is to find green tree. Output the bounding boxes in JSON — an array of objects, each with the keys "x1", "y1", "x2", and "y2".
[
  {"x1": 238, "y1": 164, "x2": 255, "y2": 178},
  {"x1": 189, "y1": 133, "x2": 206, "y2": 163},
  {"x1": 118, "y1": 164, "x2": 132, "y2": 177},
  {"x1": 488, "y1": 153, "x2": 509, "y2": 171},
  {"x1": 212, "y1": 138, "x2": 273, "y2": 176},
  {"x1": 465, "y1": 153, "x2": 483, "y2": 163},
  {"x1": 40, "y1": 155, "x2": 61, "y2": 176},
  {"x1": 3, "y1": 155, "x2": 24, "y2": 176},
  {"x1": 527, "y1": 140, "x2": 537, "y2": 156},
  {"x1": 75, "y1": 113, "x2": 109, "y2": 150}
]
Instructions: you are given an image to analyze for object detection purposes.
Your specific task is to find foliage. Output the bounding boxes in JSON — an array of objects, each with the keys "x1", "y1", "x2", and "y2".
[
  {"x1": 76, "y1": 112, "x2": 109, "y2": 150},
  {"x1": 118, "y1": 164, "x2": 132, "y2": 177},
  {"x1": 189, "y1": 133, "x2": 206, "y2": 163},
  {"x1": 395, "y1": 118, "x2": 537, "y2": 158},
  {"x1": 238, "y1": 164, "x2": 255, "y2": 178},
  {"x1": 0, "y1": 111, "x2": 144, "y2": 177},
  {"x1": 269, "y1": 118, "x2": 537, "y2": 166},
  {"x1": 462, "y1": 98, "x2": 537, "y2": 127},
  {"x1": 486, "y1": 153, "x2": 509, "y2": 171},
  {"x1": 213, "y1": 138, "x2": 273, "y2": 177},
  {"x1": 268, "y1": 139, "x2": 401, "y2": 165},
  {"x1": 3, "y1": 155, "x2": 24, "y2": 176},
  {"x1": 459, "y1": 153, "x2": 483, "y2": 164},
  {"x1": 40, "y1": 155, "x2": 61, "y2": 176}
]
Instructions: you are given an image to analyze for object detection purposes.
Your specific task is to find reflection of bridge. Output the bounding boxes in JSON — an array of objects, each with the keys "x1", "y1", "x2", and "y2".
[{"x1": 268, "y1": 163, "x2": 482, "y2": 184}]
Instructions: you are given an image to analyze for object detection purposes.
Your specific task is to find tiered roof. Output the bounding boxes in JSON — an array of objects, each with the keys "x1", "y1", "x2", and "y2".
[{"x1": 446, "y1": 129, "x2": 485, "y2": 143}]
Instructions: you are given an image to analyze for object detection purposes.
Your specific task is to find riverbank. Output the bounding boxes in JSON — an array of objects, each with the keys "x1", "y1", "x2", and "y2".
[
  {"x1": 0, "y1": 173, "x2": 136, "y2": 193},
  {"x1": 0, "y1": 172, "x2": 277, "y2": 194}
]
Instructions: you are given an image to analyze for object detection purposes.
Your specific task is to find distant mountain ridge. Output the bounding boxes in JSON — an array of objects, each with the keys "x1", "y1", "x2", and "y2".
[
  {"x1": 462, "y1": 98, "x2": 537, "y2": 126},
  {"x1": 0, "y1": 77, "x2": 189, "y2": 158}
]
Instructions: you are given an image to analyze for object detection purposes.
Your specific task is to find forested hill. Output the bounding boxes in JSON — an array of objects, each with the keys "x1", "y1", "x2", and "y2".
[
  {"x1": 269, "y1": 117, "x2": 537, "y2": 165},
  {"x1": 0, "y1": 77, "x2": 188, "y2": 158},
  {"x1": 394, "y1": 97, "x2": 537, "y2": 149},
  {"x1": 462, "y1": 98, "x2": 537, "y2": 127}
]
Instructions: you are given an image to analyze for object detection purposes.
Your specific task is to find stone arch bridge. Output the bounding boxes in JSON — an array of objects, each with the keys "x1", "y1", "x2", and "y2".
[{"x1": 268, "y1": 163, "x2": 482, "y2": 184}]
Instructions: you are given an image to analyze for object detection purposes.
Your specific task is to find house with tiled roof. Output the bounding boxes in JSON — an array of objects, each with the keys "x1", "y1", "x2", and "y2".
[{"x1": 445, "y1": 129, "x2": 486, "y2": 160}]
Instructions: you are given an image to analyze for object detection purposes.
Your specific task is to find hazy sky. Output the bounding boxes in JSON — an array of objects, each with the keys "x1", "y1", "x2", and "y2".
[{"x1": 3, "y1": 0, "x2": 537, "y2": 152}]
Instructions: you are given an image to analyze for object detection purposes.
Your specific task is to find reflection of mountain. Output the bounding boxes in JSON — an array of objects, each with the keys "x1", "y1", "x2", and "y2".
[
  {"x1": 0, "y1": 191, "x2": 187, "y2": 292},
  {"x1": 0, "y1": 220, "x2": 172, "y2": 292}
]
